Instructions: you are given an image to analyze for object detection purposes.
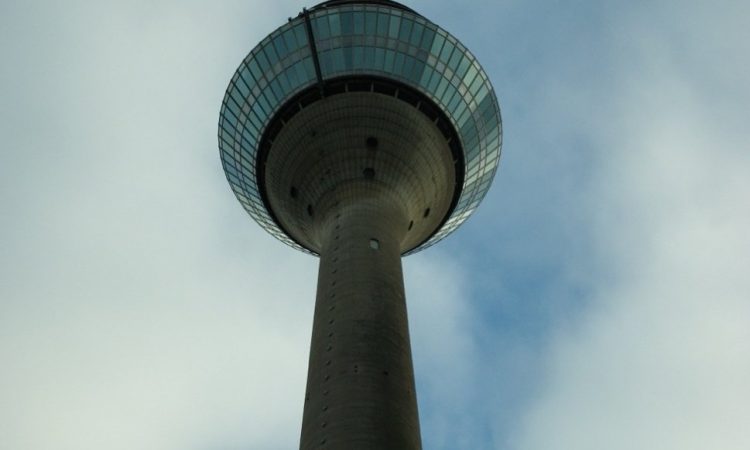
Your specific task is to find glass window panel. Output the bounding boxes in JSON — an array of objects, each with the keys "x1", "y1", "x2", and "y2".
[
  {"x1": 353, "y1": 46, "x2": 364, "y2": 67},
  {"x1": 436, "y1": 77, "x2": 450, "y2": 101},
  {"x1": 248, "y1": 110, "x2": 262, "y2": 131},
  {"x1": 462, "y1": 64, "x2": 478, "y2": 87},
  {"x1": 439, "y1": 39, "x2": 454, "y2": 62},
  {"x1": 469, "y1": 75, "x2": 484, "y2": 96},
  {"x1": 234, "y1": 78, "x2": 250, "y2": 99},
  {"x1": 239, "y1": 156, "x2": 253, "y2": 172},
  {"x1": 284, "y1": 28, "x2": 299, "y2": 52},
  {"x1": 257, "y1": 94, "x2": 272, "y2": 115},
  {"x1": 344, "y1": 46, "x2": 354, "y2": 70},
  {"x1": 484, "y1": 158, "x2": 499, "y2": 174},
  {"x1": 388, "y1": 15, "x2": 401, "y2": 38},
  {"x1": 456, "y1": 54, "x2": 471, "y2": 79},
  {"x1": 447, "y1": 90, "x2": 463, "y2": 111},
  {"x1": 440, "y1": 83, "x2": 456, "y2": 111},
  {"x1": 487, "y1": 126, "x2": 500, "y2": 143},
  {"x1": 428, "y1": 70, "x2": 441, "y2": 92},
  {"x1": 464, "y1": 133, "x2": 480, "y2": 152},
  {"x1": 384, "y1": 49, "x2": 395, "y2": 71},
  {"x1": 333, "y1": 47, "x2": 346, "y2": 72},
  {"x1": 230, "y1": 185, "x2": 243, "y2": 197},
  {"x1": 479, "y1": 171, "x2": 494, "y2": 185},
  {"x1": 398, "y1": 18, "x2": 412, "y2": 41},
  {"x1": 219, "y1": 138, "x2": 234, "y2": 152},
  {"x1": 229, "y1": 87, "x2": 245, "y2": 107},
  {"x1": 273, "y1": 35, "x2": 288, "y2": 59},
  {"x1": 465, "y1": 170, "x2": 480, "y2": 186},
  {"x1": 407, "y1": 56, "x2": 422, "y2": 83},
  {"x1": 402, "y1": 54, "x2": 415, "y2": 79},
  {"x1": 364, "y1": 46, "x2": 376, "y2": 69},
  {"x1": 277, "y1": 71, "x2": 291, "y2": 95},
  {"x1": 251, "y1": 54, "x2": 267, "y2": 78},
  {"x1": 241, "y1": 129, "x2": 257, "y2": 146},
  {"x1": 241, "y1": 69, "x2": 255, "y2": 90},
  {"x1": 262, "y1": 45, "x2": 279, "y2": 69},
  {"x1": 478, "y1": 95, "x2": 495, "y2": 119},
  {"x1": 328, "y1": 12, "x2": 341, "y2": 35},
  {"x1": 341, "y1": 11, "x2": 353, "y2": 34},
  {"x1": 375, "y1": 47, "x2": 385, "y2": 68},
  {"x1": 227, "y1": 99, "x2": 240, "y2": 117},
  {"x1": 315, "y1": 16, "x2": 330, "y2": 39},
  {"x1": 302, "y1": 57, "x2": 315, "y2": 80},
  {"x1": 224, "y1": 162, "x2": 238, "y2": 176},
  {"x1": 448, "y1": 48, "x2": 462, "y2": 71},
  {"x1": 461, "y1": 119, "x2": 477, "y2": 141},
  {"x1": 420, "y1": 27, "x2": 435, "y2": 51},
  {"x1": 482, "y1": 104, "x2": 497, "y2": 123},
  {"x1": 419, "y1": 65, "x2": 434, "y2": 88},
  {"x1": 353, "y1": 10, "x2": 364, "y2": 34},
  {"x1": 410, "y1": 22, "x2": 424, "y2": 47},
  {"x1": 293, "y1": 60, "x2": 307, "y2": 83},
  {"x1": 454, "y1": 101, "x2": 468, "y2": 123},
  {"x1": 376, "y1": 12, "x2": 389, "y2": 36},
  {"x1": 220, "y1": 149, "x2": 235, "y2": 165},
  {"x1": 221, "y1": 121, "x2": 236, "y2": 135},
  {"x1": 286, "y1": 63, "x2": 299, "y2": 86},
  {"x1": 393, "y1": 52, "x2": 405, "y2": 75},
  {"x1": 365, "y1": 12, "x2": 376, "y2": 34},
  {"x1": 431, "y1": 33, "x2": 446, "y2": 57},
  {"x1": 293, "y1": 24, "x2": 307, "y2": 48},
  {"x1": 269, "y1": 78, "x2": 283, "y2": 101},
  {"x1": 319, "y1": 49, "x2": 332, "y2": 73},
  {"x1": 247, "y1": 58, "x2": 260, "y2": 83}
]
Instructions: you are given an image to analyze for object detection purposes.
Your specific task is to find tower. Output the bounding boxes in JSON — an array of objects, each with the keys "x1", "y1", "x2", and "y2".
[{"x1": 218, "y1": 1, "x2": 502, "y2": 448}]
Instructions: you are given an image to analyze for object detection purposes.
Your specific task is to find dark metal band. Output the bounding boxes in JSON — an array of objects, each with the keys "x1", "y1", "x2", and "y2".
[{"x1": 302, "y1": 8, "x2": 326, "y2": 95}]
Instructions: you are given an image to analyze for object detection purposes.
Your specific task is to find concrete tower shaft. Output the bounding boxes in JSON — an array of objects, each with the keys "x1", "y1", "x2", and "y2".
[{"x1": 302, "y1": 198, "x2": 420, "y2": 449}]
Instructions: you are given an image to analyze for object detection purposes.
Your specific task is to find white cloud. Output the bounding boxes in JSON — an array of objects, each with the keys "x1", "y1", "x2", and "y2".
[
  {"x1": 510, "y1": 2, "x2": 750, "y2": 449},
  {"x1": 1, "y1": 2, "x2": 315, "y2": 449},
  {"x1": 405, "y1": 252, "x2": 486, "y2": 449}
]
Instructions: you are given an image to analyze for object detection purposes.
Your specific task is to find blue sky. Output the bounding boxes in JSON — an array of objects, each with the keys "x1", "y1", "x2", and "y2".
[{"x1": 1, "y1": 1, "x2": 748, "y2": 449}]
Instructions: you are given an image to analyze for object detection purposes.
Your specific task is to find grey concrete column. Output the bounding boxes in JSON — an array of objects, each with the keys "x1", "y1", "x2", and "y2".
[{"x1": 299, "y1": 197, "x2": 421, "y2": 450}]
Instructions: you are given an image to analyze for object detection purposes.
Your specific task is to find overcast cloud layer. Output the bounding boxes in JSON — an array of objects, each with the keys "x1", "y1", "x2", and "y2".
[{"x1": 1, "y1": 1, "x2": 748, "y2": 449}]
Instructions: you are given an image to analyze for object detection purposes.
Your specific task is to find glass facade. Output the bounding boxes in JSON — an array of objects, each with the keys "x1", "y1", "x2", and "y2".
[{"x1": 219, "y1": 2, "x2": 502, "y2": 255}]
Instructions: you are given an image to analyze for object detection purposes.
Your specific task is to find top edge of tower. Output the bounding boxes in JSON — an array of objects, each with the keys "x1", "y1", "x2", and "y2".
[{"x1": 308, "y1": 0, "x2": 419, "y2": 16}]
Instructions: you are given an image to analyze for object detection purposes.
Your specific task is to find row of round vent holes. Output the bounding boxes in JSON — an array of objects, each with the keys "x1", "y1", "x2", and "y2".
[
  {"x1": 306, "y1": 135, "x2": 378, "y2": 148},
  {"x1": 290, "y1": 167, "x2": 375, "y2": 198},
  {"x1": 301, "y1": 206, "x2": 428, "y2": 222},
  {"x1": 301, "y1": 206, "x2": 429, "y2": 222}
]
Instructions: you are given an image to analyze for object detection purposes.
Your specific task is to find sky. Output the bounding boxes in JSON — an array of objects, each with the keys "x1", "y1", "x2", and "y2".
[{"x1": 1, "y1": 0, "x2": 748, "y2": 449}]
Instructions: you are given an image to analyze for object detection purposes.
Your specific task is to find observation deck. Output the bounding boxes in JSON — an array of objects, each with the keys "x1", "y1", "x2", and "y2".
[{"x1": 219, "y1": 0, "x2": 502, "y2": 255}]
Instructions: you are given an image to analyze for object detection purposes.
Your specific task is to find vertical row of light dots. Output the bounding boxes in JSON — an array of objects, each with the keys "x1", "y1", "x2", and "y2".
[
  {"x1": 317, "y1": 211, "x2": 341, "y2": 447},
  {"x1": 317, "y1": 212, "x2": 385, "y2": 448}
]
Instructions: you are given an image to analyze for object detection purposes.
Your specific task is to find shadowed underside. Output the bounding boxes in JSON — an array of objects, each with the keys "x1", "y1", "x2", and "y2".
[{"x1": 264, "y1": 90, "x2": 456, "y2": 254}]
